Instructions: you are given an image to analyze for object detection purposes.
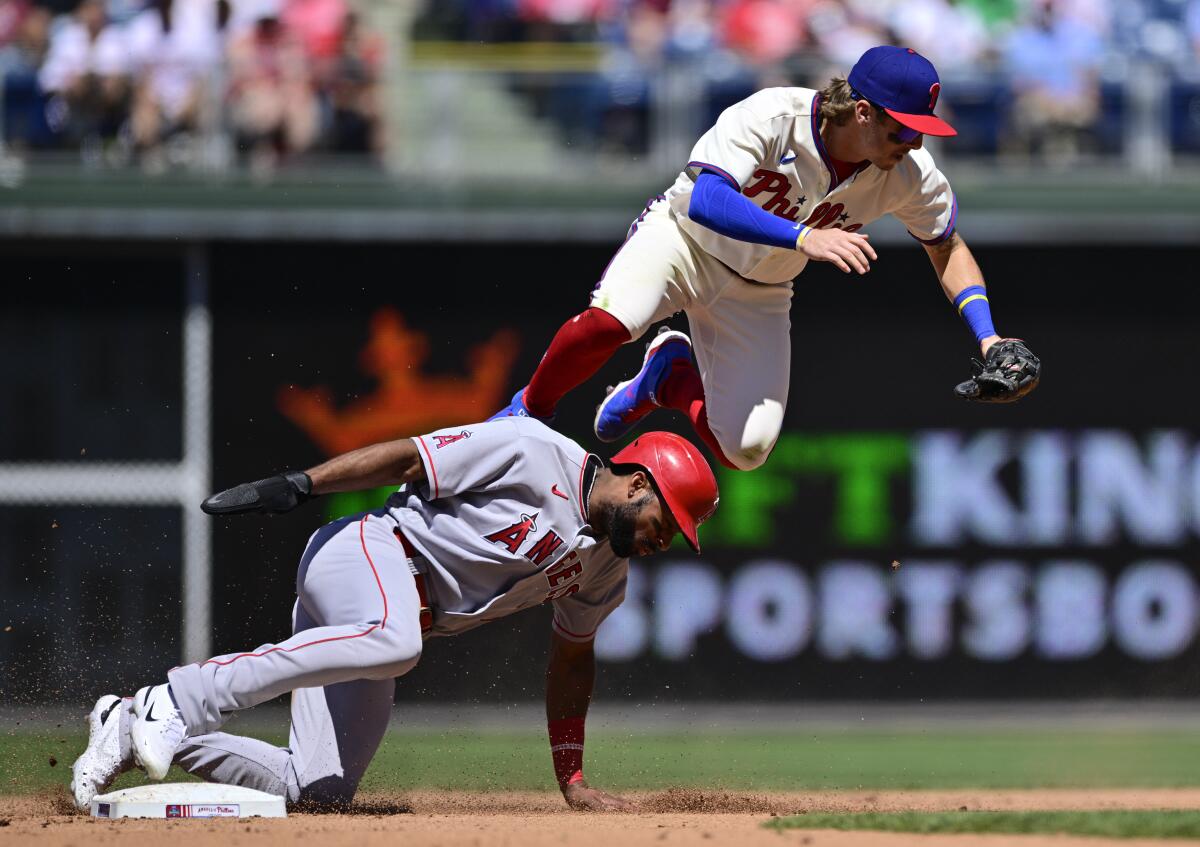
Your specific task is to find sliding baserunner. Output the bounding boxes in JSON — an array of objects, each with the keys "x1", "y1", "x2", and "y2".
[{"x1": 71, "y1": 419, "x2": 718, "y2": 811}]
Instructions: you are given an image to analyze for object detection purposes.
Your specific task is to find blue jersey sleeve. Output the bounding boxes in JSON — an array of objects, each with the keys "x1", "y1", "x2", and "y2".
[{"x1": 688, "y1": 170, "x2": 805, "y2": 250}]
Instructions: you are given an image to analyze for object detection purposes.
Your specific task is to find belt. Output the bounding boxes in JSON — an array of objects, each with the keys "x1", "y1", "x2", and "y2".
[{"x1": 394, "y1": 527, "x2": 434, "y2": 635}]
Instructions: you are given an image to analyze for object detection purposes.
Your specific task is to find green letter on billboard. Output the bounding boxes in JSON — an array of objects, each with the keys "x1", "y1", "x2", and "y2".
[{"x1": 704, "y1": 432, "x2": 910, "y2": 547}]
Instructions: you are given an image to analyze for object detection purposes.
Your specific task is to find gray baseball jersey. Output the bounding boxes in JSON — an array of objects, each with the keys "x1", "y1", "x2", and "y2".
[
  {"x1": 391, "y1": 416, "x2": 629, "y2": 642},
  {"x1": 165, "y1": 418, "x2": 629, "y2": 806}
]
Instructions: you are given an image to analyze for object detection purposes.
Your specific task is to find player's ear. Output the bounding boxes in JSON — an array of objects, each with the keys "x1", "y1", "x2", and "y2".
[
  {"x1": 626, "y1": 470, "x2": 652, "y2": 498},
  {"x1": 853, "y1": 100, "x2": 868, "y2": 125}
]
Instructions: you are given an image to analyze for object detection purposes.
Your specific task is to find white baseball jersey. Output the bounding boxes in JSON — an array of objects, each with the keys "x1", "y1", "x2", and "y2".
[
  {"x1": 663, "y1": 87, "x2": 958, "y2": 284},
  {"x1": 388, "y1": 417, "x2": 627, "y2": 642}
]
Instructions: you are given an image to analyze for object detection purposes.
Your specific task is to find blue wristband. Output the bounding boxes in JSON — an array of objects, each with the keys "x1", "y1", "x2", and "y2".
[{"x1": 953, "y1": 285, "x2": 996, "y2": 343}]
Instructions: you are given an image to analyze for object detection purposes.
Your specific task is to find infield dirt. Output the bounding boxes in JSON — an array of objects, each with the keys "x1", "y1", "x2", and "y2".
[{"x1": 3, "y1": 788, "x2": 1200, "y2": 847}]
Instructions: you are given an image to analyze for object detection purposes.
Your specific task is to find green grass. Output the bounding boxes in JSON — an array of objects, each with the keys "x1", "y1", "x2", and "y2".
[
  {"x1": 5, "y1": 728, "x2": 1200, "y2": 796},
  {"x1": 768, "y1": 810, "x2": 1200, "y2": 839}
]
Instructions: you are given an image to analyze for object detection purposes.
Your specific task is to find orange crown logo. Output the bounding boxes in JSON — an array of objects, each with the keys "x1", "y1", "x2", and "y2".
[{"x1": 277, "y1": 307, "x2": 520, "y2": 456}]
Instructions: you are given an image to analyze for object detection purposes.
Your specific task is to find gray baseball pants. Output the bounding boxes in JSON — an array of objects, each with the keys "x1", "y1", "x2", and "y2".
[{"x1": 165, "y1": 510, "x2": 423, "y2": 805}]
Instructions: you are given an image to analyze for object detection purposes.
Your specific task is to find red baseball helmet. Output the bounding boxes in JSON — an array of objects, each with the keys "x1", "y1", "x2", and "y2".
[{"x1": 610, "y1": 432, "x2": 719, "y2": 553}]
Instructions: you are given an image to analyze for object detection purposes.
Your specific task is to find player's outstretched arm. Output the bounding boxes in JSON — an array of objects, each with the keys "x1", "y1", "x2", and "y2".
[
  {"x1": 925, "y1": 233, "x2": 1041, "y2": 403},
  {"x1": 924, "y1": 233, "x2": 1000, "y2": 355},
  {"x1": 545, "y1": 632, "x2": 634, "y2": 812},
  {"x1": 304, "y1": 437, "x2": 426, "y2": 494},
  {"x1": 201, "y1": 437, "x2": 427, "y2": 516}
]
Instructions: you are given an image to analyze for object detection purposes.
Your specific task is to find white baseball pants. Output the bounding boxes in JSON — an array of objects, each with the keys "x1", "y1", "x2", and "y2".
[{"x1": 591, "y1": 198, "x2": 792, "y2": 470}]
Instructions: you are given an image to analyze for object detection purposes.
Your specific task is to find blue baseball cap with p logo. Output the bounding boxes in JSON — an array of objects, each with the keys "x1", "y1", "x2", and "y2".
[{"x1": 847, "y1": 46, "x2": 957, "y2": 138}]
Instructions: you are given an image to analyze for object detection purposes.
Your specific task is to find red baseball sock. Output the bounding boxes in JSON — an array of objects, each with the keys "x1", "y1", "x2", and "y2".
[
  {"x1": 658, "y1": 361, "x2": 739, "y2": 470},
  {"x1": 525, "y1": 307, "x2": 631, "y2": 418}
]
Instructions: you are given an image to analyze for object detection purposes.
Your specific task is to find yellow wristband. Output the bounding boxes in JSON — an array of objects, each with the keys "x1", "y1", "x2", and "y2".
[{"x1": 795, "y1": 225, "x2": 810, "y2": 250}]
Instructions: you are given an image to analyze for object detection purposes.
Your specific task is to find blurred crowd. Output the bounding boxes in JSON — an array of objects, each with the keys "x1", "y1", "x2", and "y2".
[
  {"x1": 430, "y1": 0, "x2": 1200, "y2": 72},
  {"x1": 421, "y1": 0, "x2": 1200, "y2": 161},
  {"x1": 0, "y1": 0, "x2": 384, "y2": 168},
  {"x1": 6, "y1": 0, "x2": 1200, "y2": 169}
]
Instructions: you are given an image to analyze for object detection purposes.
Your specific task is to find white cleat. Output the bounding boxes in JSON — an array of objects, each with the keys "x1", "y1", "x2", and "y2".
[
  {"x1": 70, "y1": 694, "x2": 132, "y2": 810},
  {"x1": 130, "y1": 684, "x2": 187, "y2": 781}
]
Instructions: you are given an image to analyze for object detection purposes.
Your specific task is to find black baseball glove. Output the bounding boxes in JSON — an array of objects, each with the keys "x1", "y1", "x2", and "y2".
[
  {"x1": 201, "y1": 471, "x2": 314, "y2": 515},
  {"x1": 954, "y1": 338, "x2": 1041, "y2": 403}
]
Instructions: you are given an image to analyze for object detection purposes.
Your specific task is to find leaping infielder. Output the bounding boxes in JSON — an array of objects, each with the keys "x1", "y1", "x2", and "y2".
[
  {"x1": 491, "y1": 46, "x2": 1040, "y2": 468},
  {"x1": 70, "y1": 419, "x2": 718, "y2": 811}
]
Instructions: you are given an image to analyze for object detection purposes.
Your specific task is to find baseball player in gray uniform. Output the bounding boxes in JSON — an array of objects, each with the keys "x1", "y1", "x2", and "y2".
[
  {"x1": 70, "y1": 419, "x2": 718, "y2": 812},
  {"x1": 490, "y1": 46, "x2": 1041, "y2": 469}
]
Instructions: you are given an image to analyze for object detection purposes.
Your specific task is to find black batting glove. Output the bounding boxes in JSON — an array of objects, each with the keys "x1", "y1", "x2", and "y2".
[{"x1": 201, "y1": 471, "x2": 314, "y2": 516}]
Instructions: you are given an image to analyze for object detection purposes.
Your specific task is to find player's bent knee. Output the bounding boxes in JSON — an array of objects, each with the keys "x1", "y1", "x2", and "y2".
[
  {"x1": 359, "y1": 621, "x2": 422, "y2": 680},
  {"x1": 721, "y1": 443, "x2": 776, "y2": 471},
  {"x1": 718, "y1": 399, "x2": 784, "y2": 471},
  {"x1": 724, "y1": 445, "x2": 772, "y2": 471}
]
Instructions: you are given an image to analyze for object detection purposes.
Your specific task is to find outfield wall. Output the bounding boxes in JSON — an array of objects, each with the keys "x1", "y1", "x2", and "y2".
[{"x1": 1, "y1": 238, "x2": 1197, "y2": 703}]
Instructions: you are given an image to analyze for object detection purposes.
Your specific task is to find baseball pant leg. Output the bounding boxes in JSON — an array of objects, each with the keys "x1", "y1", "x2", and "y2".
[
  {"x1": 686, "y1": 279, "x2": 793, "y2": 470},
  {"x1": 173, "y1": 599, "x2": 395, "y2": 805},
  {"x1": 589, "y1": 199, "x2": 695, "y2": 341},
  {"x1": 171, "y1": 731, "x2": 300, "y2": 801},
  {"x1": 169, "y1": 511, "x2": 422, "y2": 736}
]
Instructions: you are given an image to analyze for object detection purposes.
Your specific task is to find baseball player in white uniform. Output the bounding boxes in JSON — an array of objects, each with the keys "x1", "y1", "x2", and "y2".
[
  {"x1": 490, "y1": 46, "x2": 1041, "y2": 468},
  {"x1": 70, "y1": 420, "x2": 718, "y2": 812}
]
